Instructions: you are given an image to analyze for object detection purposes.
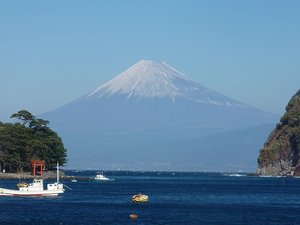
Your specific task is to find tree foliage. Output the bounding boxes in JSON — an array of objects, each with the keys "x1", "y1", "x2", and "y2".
[{"x1": 0, "y1": 110, "x2": 67, "y2": 172}]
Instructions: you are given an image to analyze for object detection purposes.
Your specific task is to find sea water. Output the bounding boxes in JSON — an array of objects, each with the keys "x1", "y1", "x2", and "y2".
[{"x1": 0, "y1": 171, "x2": 300, "y2": 225}]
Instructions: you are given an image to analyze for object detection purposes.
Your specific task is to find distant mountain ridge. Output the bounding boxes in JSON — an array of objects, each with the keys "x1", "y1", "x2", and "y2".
[{"x1": 42, "y1": 60, "x2": 278, "y2": 171}]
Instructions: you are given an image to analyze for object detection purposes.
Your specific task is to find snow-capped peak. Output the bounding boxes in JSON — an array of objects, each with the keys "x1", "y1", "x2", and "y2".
[
  {"x1": 88, "y1": 60, "x2": 202, "y2": 99},
  {"x1": 86, "y1": 60, "x2": 241, "y2": 107}
]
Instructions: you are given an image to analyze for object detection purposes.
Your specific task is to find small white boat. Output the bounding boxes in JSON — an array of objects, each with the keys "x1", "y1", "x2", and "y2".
[
  {"x1": 0, "y1": 162, "x2": 64, "y2": 197},
  {"x1": 71, "y1": 176, "x2": 77, "y2": 182},
  {"x1": 94, "y1": 172, "x2": 110, "y2": 181}
]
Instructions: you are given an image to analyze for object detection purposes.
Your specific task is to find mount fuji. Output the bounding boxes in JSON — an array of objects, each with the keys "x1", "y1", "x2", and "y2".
[{"x1": 42, "y1": 60, "x2": 278, "y2": 171}]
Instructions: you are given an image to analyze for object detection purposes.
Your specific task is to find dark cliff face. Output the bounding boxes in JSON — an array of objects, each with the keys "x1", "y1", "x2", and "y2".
[{"x1": 257, "y1": 90, "x2": 300, "y2": 176}]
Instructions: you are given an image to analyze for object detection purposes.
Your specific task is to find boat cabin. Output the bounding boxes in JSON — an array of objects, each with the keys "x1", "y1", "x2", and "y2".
[{"x1": 19, "y1": 179, "x2": 44, "y2": 192}]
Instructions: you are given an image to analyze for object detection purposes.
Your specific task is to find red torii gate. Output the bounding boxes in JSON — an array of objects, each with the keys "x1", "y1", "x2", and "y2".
[{"x1": 31, "y1": 160, "x2": 45, "y2": 176}]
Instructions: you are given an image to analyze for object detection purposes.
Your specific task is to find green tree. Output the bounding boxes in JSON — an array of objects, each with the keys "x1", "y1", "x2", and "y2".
[
  {"x1": 11, "y1": 110, "x2": 35, "y2": 126},
  {"x1": 0, "y1": 110, "x2": 67, "y2": 172}
]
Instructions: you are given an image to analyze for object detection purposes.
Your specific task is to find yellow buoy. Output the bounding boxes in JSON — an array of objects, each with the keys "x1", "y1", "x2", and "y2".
[{"x1": 132, "y1": 193, "x2": 149, "y2": 203}]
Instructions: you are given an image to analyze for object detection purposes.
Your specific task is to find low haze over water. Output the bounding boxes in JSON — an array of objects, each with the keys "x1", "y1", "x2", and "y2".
[{"x1": 1, "y1": 171, "x2": 300, "y2": 224}]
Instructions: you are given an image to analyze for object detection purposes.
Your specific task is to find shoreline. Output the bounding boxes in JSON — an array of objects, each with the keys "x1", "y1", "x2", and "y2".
[
  {"x1": 0, "y1": 172, "x2": 91, "y2": 181},
  {"x1": 0, "y1": 172, "x2": 35, "y2": 179}
]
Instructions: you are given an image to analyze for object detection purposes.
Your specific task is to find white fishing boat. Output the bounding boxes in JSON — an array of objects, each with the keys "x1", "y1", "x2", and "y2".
[
  {"x1": 94, "y1": 172, "x2": 110, "y2": 181},
  {"x1": 0, "y1": 162, "x2": 64, "y2": 197}
]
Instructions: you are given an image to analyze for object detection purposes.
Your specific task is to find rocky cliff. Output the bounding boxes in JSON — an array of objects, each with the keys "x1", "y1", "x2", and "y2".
[{"x1": 257, "y1": 90, "x2": 300, "y2": 176}]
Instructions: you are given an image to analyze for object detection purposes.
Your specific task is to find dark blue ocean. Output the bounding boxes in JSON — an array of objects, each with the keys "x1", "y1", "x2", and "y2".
[{"x1": 1, "y1": 171, "x2": 300, "y2": 225}]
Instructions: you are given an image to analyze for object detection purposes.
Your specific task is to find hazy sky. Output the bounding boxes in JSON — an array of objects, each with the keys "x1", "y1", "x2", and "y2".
[{"x1": 0, "y1": 0, "x2": 299, "y2": 122}]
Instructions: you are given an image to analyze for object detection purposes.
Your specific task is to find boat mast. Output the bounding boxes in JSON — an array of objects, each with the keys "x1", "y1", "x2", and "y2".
[{"x1": 57, "y1": 161, "x2": 59, "y2": 183}]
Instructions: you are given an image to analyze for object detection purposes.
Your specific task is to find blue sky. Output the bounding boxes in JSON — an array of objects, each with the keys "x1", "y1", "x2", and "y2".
[{"x1": 0, "y1": 0, "x2": 299, "y2": 122}]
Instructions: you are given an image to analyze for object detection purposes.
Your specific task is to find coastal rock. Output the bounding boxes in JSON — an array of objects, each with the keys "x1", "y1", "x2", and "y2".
[
  {"x1": 293, "y1": 166, "x2": 300, "y2": 176},
  {"x1": 257, "y1": 90, "x2": 300, "y2": 176}
]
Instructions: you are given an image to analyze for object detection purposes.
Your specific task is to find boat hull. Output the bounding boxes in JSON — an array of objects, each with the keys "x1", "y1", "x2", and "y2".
[
  {"x1": 0, "y1": 188, "x2": 64, "y2": 197},
  {"x1": 94, "y1": 178, "x2": 110, "y2": 181}
]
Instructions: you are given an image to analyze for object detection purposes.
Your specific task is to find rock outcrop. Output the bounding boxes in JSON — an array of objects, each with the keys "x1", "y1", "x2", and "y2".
[{"x1": 257, "y1": 90, "x2": 300, "y2": 176}]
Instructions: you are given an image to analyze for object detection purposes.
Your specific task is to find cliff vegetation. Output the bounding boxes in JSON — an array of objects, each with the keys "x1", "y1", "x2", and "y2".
[{"x1": 257, "y1": 90, "x2": 300, "y2": 176}]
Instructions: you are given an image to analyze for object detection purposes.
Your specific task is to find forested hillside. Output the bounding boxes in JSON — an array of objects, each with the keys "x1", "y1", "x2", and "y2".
[{"x1": 0, "y1": 110, "x2": 67, "y2": 173}]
